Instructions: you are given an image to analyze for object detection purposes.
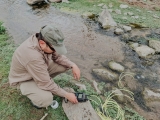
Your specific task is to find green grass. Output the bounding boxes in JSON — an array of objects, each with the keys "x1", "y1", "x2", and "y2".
[{"x1": 52, "y1": 0, "x2": 160, "y2": 28}]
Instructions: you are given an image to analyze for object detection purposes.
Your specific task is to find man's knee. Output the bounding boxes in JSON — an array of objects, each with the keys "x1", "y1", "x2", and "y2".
[{"x1": 29, "y1": 92, "x2": 53, "y2": 107}]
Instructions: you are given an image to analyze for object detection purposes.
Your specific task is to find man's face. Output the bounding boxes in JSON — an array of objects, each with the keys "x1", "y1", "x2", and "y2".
[{"x1": 39, "y1": 40, "x2": 55, "y2": 54}]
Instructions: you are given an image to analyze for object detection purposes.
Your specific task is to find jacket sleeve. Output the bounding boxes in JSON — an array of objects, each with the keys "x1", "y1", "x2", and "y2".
[
  {"x1": 52, "y1": 53, "x2": 75, "y2": 68},
  {"x1": 26, "y1": 59, "x2": 68, "y2": 97}
]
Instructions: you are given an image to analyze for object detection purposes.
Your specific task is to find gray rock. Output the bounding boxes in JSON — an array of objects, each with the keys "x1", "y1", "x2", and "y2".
[
  {"x1": 112, "y1": 88, "x2": 124, "y2": 103},
  {"x1": 123, "y1": 25, "x2": 132, "y2": 32},
  {"x1": 135, "y1": 45, "x2": 155, "y2": 58},
  {"x1": 62, "y1": 0, "x2": 69, "y2": 3},
  {"x1": 82, "y1": 12, "x2": 95, "y2": 19},
  {"x1": 97, "y1": 3, "x2": 104, "y2": 7},
  {"x1": 92, "y1": 81, "x2": 101, "y2": 94},
  {"x1": 153, "y1": 14, "x2": 160, "y2": 19},
  {"x1": 108, "y1": 61, "x2": 124, "y2": 72},
  {"x1": 142, "y1": 88, "x2": 160, "y2": 110},
  {"x1": 122, "y1": 17, "x2": 127, "y2": 20},
  {"x1": 92, "y1": 68, "x2": 118, "y2": 82},
  {"x1": 130, "y1": 43, "x2": 139, "y2": 50},
  {"x1": 62, "y1": 88, "x2": 101, "y2": 120},
  {"x1": 102, "y1": 5, "x2": 108, "y2": 9},
  {"x1": 120, "y1": 4, "x2": 128, "y2": 9},
  {"x1": 70, "y1": 80, "x2": 86, "y2": 90},
  {"x1": 149, "y1": 40, "x2": 160, "y2": 53},
  {"x1": 115, "y1": 9, "x2": 121, "y2": 14},
  {"x1": 127, "y1": 12, "x2": 134, "y2": 16},
  {"x1": 108, "y1": 3, "x2": 113, "y2": 8},
  {"x1": 98, "y1": 9, "x2": 117, "y2": 29},
  {"x1": 114, "y1": 28, "x2": 124, "y2": 35}
]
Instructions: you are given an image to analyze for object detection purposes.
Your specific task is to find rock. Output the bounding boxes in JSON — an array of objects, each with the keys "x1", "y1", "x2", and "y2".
[
  {"x1": 149, "y1": 40, "x2": 160, "y2": 53},
  {"x1": 62, "y1": 88, "x2": 101, "y2": 120},
  {"x1": 97, "y1": 3, "x2": 104, "y2": 7},
  {"x1": 136, "y1": 9, "x2": 141, "y2": 12},
  {"x1": 92, "y1": 81, "x2": 101, "y2": 94},
  {"x1": 122, "y1": 17, "x2": 127, "y2": 20},
  {"x1": 27, "y1": 0, "x2": 43, "y2": 5},
  {"x1": 131, "y1": 16, "x2": 139, "y2": 19},
  {"x1": 114, "y1": 28, "x2": 124, "y2": 35},
  {"x1": 115, "y1": 9, "x2": 121, "y2": 14},
  {"x1": 135, "y1": 45, "x2": 155, "y2": 58},
  {"x1": 98, "y1": 9, "x2": 117, "y2": 29},
  {"x1": 142, "y1": 88, "x2": 160, "y2": 111},
  {"x1": 92, "y1": 68, "x2": 119, "y2": 82},
  {"x1": 108, "y1": 9, "x2": 113, "y2": 13},
  {"x1": 130, "y1": 43, "x2": 139, "y2": 50},
  {"x1": 112, "y1": 88, "x2": 124, "y2": 103},
  {"x1": 123, "y1": 25, "x2": 132, "y2": 32},
  {"x1": 108, "y1": 3, "x2": 113, "y2": 8},
  {"x1": 82, "y1": 12, "x2": 95, "y2": 19},
  {"x1": 127, "y1": 12, "x2": 134, "y2": 16},
  {"x1": 120, "y1": 4, "x2": 128, "y2": 9},
  {"x1": 75, "y1": 83, "x2": 86, "y2": 90},
  {"x1": 153, "y1": 14, "x2": 160, "y2": 19},
  {"x1": 102, "y1": 5, "x2": 107, "y2": 9},
  {"x1": 108, "y1": 61, "x2": 124, "y2": 72},
  {"x1": 62, "y1": 0, "x2": 69, "y2": 3}
]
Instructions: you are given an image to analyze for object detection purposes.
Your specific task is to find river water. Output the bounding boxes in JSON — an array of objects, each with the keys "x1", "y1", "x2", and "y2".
[{"x1": 0, "y1": 0, "x2": 160, "y2": 119}]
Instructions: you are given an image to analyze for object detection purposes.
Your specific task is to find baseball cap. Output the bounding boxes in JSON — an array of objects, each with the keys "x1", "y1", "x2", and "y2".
[{"x1": 40, "y1": 25, "x2": 67, "y2": 55}]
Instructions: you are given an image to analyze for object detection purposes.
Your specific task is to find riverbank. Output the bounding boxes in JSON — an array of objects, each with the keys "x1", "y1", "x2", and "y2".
[{"x1": 52, "y1": 0, "x2": 160, "y2": 28}]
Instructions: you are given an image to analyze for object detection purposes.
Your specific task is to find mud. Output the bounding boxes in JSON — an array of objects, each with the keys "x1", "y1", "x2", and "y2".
[{"x1": 0, "y1": 0, "x2": 160, "y2": 119}]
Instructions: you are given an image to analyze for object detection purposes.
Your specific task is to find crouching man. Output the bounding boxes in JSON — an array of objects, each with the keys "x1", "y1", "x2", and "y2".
[{"x1": 9, "y1": 25, "x2": 80, "y2": 108}]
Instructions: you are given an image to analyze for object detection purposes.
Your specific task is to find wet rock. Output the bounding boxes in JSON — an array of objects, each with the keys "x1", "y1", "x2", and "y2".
[
  {"x1": 114, "y1": 28, "x2": 124, "y2": 35},
  {"x1": 149, "y1": 40, "x2": 160, "y2": 53},
  {"x1": 135, "y1": 45, "x2": 155, "y2": 58},
  {"x1": 98, "y1": 9, "x2": 117, "y2": 29},
  {"x1": 27, "y1": 0, "x2": 43, "y2": 5},
  {"x1": 143, "y1": 88, "x2": 160, "y2": 102},
  {"x1": 108, "y1": 61, "x2": 124, "y2": 72},
  {"x1": 82, "y1": 12, "x2": 95, "y2": 19},
  {"x1": 62, "y1": 88, "x2": 101, "y2": 120},
  {"x1": 92, "y1": 81, "x2": 101, "y2": 94},
  {"x1": 120, "y1": 4, "x2": 128, "y2": 9},
  {"x1": 115, "y1": 9, "x2": 121, "y2": 14},
  {"x1": 130, "y1": 43, "x2": 139, "y2": 50},
  {"x1": 112, "y1": 88, "x2": 124, "y2": 103},
  {"x1": 92, "y1": 68, "x2": 118, "y2": 82},
  {"x1": 123, "y1": 25, "x2": 132, "y2": 32}
]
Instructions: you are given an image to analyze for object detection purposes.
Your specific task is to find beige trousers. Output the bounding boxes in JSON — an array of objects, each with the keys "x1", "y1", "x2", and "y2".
[{"x1": 20, "y1": 60, "x2": 67, "y2": 107}]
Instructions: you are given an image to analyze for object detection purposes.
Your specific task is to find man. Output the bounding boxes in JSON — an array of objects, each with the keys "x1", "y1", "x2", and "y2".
[{"x1": 9, "y1": 25, "x2": 80, "y2": 108}]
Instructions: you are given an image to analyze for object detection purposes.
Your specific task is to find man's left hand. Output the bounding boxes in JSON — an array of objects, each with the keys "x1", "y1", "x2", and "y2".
[{"x1": 71, "y1": 64, "x2": 80, "y2": 80}]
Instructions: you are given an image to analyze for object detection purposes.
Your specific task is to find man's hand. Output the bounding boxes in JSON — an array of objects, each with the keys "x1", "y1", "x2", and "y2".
[
  {"x1": 71, "y1": 64, "x2": 80, "y2": 80},
  {"x1": 65, "y1": 92, "x2": 78, "y2": 104}
]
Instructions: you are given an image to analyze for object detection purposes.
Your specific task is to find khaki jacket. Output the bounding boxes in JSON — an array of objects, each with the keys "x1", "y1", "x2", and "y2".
[{"x1": 9, "y1": 35, "x2": 75, "y2": 97}]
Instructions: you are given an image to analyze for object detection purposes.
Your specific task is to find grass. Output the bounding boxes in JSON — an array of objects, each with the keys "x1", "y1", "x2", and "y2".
[{"x1": 52, "y1": 0, "x2": 160, "y2": 28}]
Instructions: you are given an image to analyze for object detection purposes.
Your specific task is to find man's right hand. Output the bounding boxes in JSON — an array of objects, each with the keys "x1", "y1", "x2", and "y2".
[{"x1": 65, "y1": 92, "x2": 78, "y2": 104}]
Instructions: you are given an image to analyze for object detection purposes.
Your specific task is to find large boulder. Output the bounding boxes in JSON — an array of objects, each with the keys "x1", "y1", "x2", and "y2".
[
  {"x1": 135, "y1": 45, "x2": 155, "y2": 58},
  {"x1": 98, "y1": 8, "x2": 117, "y2": 29},
  {"x1": 92, "y1": 68, "x2": 119, "y2": 82},
  {"x1": 149, "y1": 40, "x2": 160, "y2": 53},
  {"x1": 62, "y1": 88, "x2": 101, "y2": 120}
]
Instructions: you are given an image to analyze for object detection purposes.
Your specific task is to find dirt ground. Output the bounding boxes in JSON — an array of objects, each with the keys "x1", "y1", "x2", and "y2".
[{"x1": 121, "y1": 0, "x2": 160, "y2": 10}]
